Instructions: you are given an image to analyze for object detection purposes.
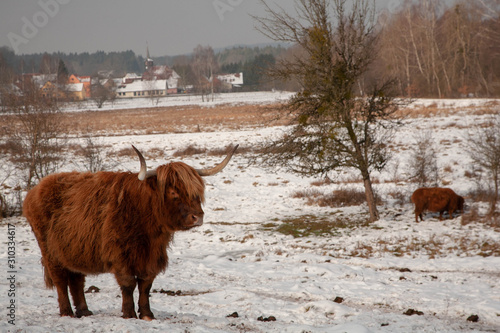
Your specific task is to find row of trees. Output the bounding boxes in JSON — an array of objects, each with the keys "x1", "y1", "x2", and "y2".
[
  {"x1": 0, "y1": 48, "x2": 143, "y2": 78},
  {"x1": 376, "y1": 0, "x2": 500, "y2": 98}
]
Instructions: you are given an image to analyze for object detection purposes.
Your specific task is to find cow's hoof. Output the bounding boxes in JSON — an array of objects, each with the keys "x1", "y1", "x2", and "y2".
[
  {"x1": 60, "y1": 309, "x2": 74, "y2": 317},
  {"x1": 139, "y1": 311, "x2": 155, "y2": 321},
  {"x1": 76, "y1": 309, "x2": 93, "y2": 317},
  {"x1": 122, "y1": 311, "x2": 138, "y2": 319}
]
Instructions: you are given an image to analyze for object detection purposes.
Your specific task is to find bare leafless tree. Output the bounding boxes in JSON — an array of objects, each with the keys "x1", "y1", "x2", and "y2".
[
  {"x1": 191, "y1": 45, "x2": 219, "y2": 102},
  {"x1": 91, "y1": 77, "x2": 115, "y2": 109},
  {"x1": 407, "y1": 130, "x2": 439, "y2": 187},
  {"x1": 3, "y1": 80, "x2": 66, "y2": 188},
  {"x1": 467, "y1": 113, "x2": 500, "y2": 215},
  {"x1": 81, "y1": 136, "x2": 104, "y2": 173},
  {"x1": 379, "y1": 0, "x2": 500, "y2": 97}
]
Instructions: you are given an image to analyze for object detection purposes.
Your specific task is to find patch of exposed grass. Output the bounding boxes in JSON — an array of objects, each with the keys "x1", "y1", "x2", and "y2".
[
  {"x1": 261, "y1": 222, "x2": 278, "y2": 231},
  {"x1": 269, "y1": 213, "x2": 371, "y2": 238}
]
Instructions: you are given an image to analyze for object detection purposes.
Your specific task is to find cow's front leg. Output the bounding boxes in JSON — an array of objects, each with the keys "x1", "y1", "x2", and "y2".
[
  {"x1": 68, "y1": 272, "x2": 93, "y2": 317},
  {"x1": 137, "y1": 277, "x2": 155, "y2": 320},
  {"x1": 115, "y1": 274, "x2": 137, "y2": 319}
]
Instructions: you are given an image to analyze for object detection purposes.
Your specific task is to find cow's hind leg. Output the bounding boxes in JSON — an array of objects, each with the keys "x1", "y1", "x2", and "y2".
[
  {"x1": 68, "y1": 272, "x2": 93, "y2": 317},
  {"x1": 115, "y1": 274, "x2": 138, "y2": 319},
  {"x1": 137, "y1": 277, "x2": 155, "y2": 320},
  {"x1": 46, "y1": 262, "x2": 74, "y2": 317},
  {"x1": 414, "y1": 208, "x2": 424, "y2": 222}
]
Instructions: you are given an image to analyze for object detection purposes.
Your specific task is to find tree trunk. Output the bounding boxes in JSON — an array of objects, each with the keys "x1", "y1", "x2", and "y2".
[
  {"x1": 363, "y1": 176, "x2": 379, "y2": 222},
  {"x1": 489, "y1": 171, "x2": 499, "y2": 216}
]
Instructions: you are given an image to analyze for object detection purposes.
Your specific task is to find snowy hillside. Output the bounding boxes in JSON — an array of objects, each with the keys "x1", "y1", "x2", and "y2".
[{"x1": 1, "y1": 92, "x2": 499, "y2": 332}]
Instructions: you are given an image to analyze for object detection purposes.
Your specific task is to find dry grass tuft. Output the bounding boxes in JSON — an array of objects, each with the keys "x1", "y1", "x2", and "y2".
[
  {"x1": 311, "y1": 178, "x2": 334, "y2": 186},
  {"x1": 462, "y1": 205, "x2": 500, "y2": 230},
  {"x1": 466, "y1": 187, "x2": 497, "y2": 203},
  {"x1": 114, "y1": 147, "x2": 137, "y2": 158},
  {"x1": 346, "y1": 233, "x2": 500, "y2": 259},
  {"x1": 173, "y1": 145, "x2": 207, "y2": 157},
  {"x1": 292, "y1": 187, "x2": 380, "y2": 208},
  {"x1": 387, "y1": 189, "x2": 409, "y2": 206}
]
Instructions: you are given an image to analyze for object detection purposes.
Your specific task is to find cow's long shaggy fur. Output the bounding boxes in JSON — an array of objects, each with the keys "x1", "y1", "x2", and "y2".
[
  {"x1": 411, "y1": 187, "x2": 464, "y2": 222},
  {"x1": 23, "y1": 161, "x2": 206, "y2": 319}
]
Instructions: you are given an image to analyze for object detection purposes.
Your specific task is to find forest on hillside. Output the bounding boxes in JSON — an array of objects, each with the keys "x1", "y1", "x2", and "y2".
[{"x1": 0, "y1": 0, "x2": 499, "y2": 96}]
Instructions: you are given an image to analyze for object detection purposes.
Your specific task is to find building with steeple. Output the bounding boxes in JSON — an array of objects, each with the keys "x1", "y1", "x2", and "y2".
[
  {"x1": 142, "y1": 43, "x2": 180, "y2": 94},
  {"x1": 144, "y1": 43, "x2": 154, "y2": 71},
  {"x1": 115, "y1": 44, "x2": 181, "y2": 98}
]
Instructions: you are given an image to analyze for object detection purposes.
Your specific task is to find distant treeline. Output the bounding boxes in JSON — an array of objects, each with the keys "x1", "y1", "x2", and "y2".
[
  {"x1": 0, "y1": 48, "x2": 143, "y2": 77},
  {"x1": 0, "y1": 45, "x2": 285, "y2": 77},
  {"x1": 374, "y1": 0, "x2": 500, "y2": 98}
]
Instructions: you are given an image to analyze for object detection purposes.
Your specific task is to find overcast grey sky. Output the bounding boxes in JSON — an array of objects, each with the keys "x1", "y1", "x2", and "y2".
[{"x1": 0, "y1": 0, "x2": 396, "y2": 57}]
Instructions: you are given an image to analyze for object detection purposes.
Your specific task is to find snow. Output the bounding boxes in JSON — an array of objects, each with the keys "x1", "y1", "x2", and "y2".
[
  {"x1": 1, "y1": 92, "x2": 500, "y2": 332},
  {"x1": 116, "y1": 79, "x2": 168, "y2": 93},
  {"x1": 63, "y1": 90, "x2": 295, "y2": 111}
]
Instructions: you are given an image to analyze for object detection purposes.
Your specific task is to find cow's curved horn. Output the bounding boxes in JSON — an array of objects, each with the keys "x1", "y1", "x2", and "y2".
[
  {"x1": 132, "y1": 145, "x2": 157, "y2": 181},
  {"x1": 196, "y1": 144, "x2": 239, "y2": 177}
]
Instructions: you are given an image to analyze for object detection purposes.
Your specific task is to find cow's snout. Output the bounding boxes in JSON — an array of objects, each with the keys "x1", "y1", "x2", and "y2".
[{"x1": 188, "y1": 213, "x2": 204, "y2": 227}]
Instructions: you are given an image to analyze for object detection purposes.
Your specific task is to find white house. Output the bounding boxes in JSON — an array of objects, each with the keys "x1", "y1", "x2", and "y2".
[
  {"x1": 122, "y1": 73, "x2": 142, "y2": 83},
  {"x1": 217, "y1": 72, "x2": 243, "y2": 88},
  {"x1": 115, "y1": 79, "x2": 168, "y2": 98}
]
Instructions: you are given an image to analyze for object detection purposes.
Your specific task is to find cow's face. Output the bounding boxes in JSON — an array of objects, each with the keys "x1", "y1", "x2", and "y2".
[
  {"x1": 166, "y1": 187, "x2": 204, "y2": 230},
  {"x1": 132, "y1": 145, "x2": 237, "y2": 232}
]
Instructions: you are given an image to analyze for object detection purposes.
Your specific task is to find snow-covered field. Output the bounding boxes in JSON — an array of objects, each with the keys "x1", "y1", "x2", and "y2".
[
  {"x1": 62, "y1": 90, "x2": 295, "y2": 112},
  {"x1": 1, "y1": 92, "x2": 500, "y2": 332}
]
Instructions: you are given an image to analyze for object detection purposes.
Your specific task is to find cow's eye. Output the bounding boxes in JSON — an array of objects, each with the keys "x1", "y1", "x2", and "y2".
[{"x1": 168, "y1": 189, "x2": 179, "y2": 199}]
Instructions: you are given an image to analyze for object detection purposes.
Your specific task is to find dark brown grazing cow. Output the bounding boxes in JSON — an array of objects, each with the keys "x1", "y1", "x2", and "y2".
[
  {"x1": 23, "y1": 144, "x2": 238, "y2": 320},
  {"x1": 410, "y1": 187, "x2": 464, "y2": 223}
]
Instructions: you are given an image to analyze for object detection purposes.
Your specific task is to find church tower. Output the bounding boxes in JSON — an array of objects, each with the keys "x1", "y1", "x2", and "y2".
[{"x1": 145, "y1": 43, "x2": 154, "y2": 71}]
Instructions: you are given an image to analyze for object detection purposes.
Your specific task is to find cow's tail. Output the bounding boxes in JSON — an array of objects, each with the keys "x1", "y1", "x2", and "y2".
[{"x1": 41, "y1": 258, "x2": 55, "y2": 289}]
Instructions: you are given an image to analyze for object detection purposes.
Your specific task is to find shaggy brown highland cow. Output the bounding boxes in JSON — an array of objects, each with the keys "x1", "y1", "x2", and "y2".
[
  {"x1": 411, "y1": 187, "x2": 464, "y2": 223},
  {"x1": 23, "y1": 144, "x2": 238, "y2": 320}
]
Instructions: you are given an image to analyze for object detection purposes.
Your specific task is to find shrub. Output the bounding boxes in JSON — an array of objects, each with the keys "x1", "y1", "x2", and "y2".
[
  {"x1": 407, "y1": 131, "x2": 439, "y2": 187},
  {"x1": 173, "y1": 145, "x2": 207, "y2": 157},
  {"x1": 292, "y1": 187, "x2": 378, "y2": 208}
]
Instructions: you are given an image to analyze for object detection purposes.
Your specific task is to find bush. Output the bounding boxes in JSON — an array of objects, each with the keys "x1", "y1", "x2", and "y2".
[
  {"x1": 173, "y1": 145, "x2": 207, "y2": 157},
  {"x1": 292, "y1": 187, "x2": 378, "y2": 208},
  {"x1": 407, "y1": 131, "x2": 439, "y2": 187}
]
